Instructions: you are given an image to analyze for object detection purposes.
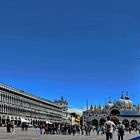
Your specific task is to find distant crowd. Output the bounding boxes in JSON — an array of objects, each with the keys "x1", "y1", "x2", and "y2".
[
  {"x1": 39, "y1": 116, "x2": 140, "y2": 140},
  {"x1": 5, "y1": 117, "x2": 140, "y2": 140}
]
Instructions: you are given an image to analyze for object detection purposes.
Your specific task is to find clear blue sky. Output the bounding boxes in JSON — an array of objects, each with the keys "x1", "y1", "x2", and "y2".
[{"x1": 0, "y1": 0, "x2": 140, "y2": 109}]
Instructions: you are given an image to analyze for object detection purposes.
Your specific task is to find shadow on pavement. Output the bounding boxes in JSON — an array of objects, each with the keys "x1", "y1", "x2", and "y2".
[{"x1": 130, "y1": 136, "x2": 140, "y2": 140}]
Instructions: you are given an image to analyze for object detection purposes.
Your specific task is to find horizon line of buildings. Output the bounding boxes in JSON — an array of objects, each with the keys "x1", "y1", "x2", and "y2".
[
  {"x1": 1, "y1": 82, "x2": 140, "y2": 128},
  {"x1": 0, "y1": 82, "x2": 70, "y2": 126}
]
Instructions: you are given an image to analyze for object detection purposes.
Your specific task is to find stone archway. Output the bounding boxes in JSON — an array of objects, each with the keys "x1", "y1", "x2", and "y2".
[
  {"x1": 131, "y1": 120, "x2": 138, "y2": 128},
  {"x1": 122, "y1": 119, "x2": 129, "y2": 128},
  {"x1": 38, "y1": 120, "x2": 40, "y2": 126},
  {"x1": 2, "y1": 116, "x2": 6, "y2": 126},
  {"x1": 100, "y1": 118, "x2": 106, "y2": 126},
  {"x1": 111, "y1": 116, "x2": 119, "y2": 125},
  {"x1": 30, "y1": 119, "x2": 33, "y2": 125},
  {"x1": 36, "y1": 120, "x2": 38, "y2": 125},
  {"x1": 14, "y1": 117, "x2": 17, "y2": 125},
  {"x1": 110, "y1": 108, "x2": 120, "y2": 116},
  {"x1": 92, "y1": 119, "x2": 98, "y2": 126},
  {"x1": 33, "y1": 120, "x2": 35, "y2": 126},
  {"x1": 17, "y1": 118, "x2": 21, "y2": 126},
  {"x1": 11, "y1": 117, "x2": 14, "y2": 121}
]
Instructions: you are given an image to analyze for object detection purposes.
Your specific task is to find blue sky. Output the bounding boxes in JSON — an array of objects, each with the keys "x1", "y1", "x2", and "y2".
[{"x1": 0, "y1": 0, "x2": 140, "y2": 110}]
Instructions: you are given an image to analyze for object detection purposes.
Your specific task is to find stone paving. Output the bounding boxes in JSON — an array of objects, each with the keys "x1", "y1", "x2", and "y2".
[{"x1": 0, "y1": 127, "x2": 139, "y2": 140}]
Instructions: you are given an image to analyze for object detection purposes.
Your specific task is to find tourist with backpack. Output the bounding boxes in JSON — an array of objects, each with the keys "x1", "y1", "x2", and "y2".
[
  {"x1": 105, "y1": 116, "x2": 116, "y2": 140},
  {"x1": 117, "y1": 122, "x2": 125, "y2": 140}
]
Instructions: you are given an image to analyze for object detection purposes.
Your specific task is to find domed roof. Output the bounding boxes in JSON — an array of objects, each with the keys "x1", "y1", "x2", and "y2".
[
  {"x1": 118, "y1": 94, "x2": 133, "y2": 108},
  {"x1": 125, "y1": 96, "x2": 130, "y2": 100},
  {"x1": 125, "y1": 92, "x2": 130, "y2": 100},
  {"x1": 118, "y1": 94, "x2": 125, "y2": 105},
  {"x1": 118, "y1": 98, "x2": 133, "y2": 109},
  {"x1": 107, "y1": 101, "x2": 114, "y2": 108},
  {"x1": 124, "y1": 99, "x2": 133, "y2": 107},
  {"x1": 118, "y1": 98, "x2": 125, "y2": 104}
]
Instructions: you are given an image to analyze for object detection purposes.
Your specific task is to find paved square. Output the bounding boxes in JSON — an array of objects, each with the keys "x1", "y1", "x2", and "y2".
[{"x1": 0, "y1": 127, "x2": 140, "y2": 140}]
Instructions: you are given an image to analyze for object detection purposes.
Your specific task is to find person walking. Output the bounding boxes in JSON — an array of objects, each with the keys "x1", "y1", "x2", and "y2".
[
  {"x1": 117, "y1": 122, "x2": 125, "y2": 140},
  {"x1": 39, "y1": 124, "x2": 44, "y2": 134},
  {"x1": 7, "y1": 119, "x2": 11, "y2": 133},
  {"x1": 105, "y1": 116, "x2": 116, "y2": 140},
  {"x1": 11, "y1": 120, "x2": 15, "y2": 133},
  {"x1": 72, "y1": 125, "x2": 76, "y2": 136},
  {"x1": 80, "y1": 125, "x2": 84, "y2": 135},
  {"x1": 128, "y1": 126, "x2": 132, "y2": 134}
]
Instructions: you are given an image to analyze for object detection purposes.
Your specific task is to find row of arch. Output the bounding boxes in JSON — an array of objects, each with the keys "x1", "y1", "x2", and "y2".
[
  {"x1": 0, "y1": 91, "x2": 25, "y2": 106},
  {"x1": 0, "y1": 116, "x2": 43, "y2": 126},
  {"x1": 122, "y1": 119, "x2": 138, "y2": 128},
  {"x1": 91, "y1": 118, "x2": 139, "y2": 128},
  {"x1": 0, "y1": 91, "x2": 63, "y2": 122}
]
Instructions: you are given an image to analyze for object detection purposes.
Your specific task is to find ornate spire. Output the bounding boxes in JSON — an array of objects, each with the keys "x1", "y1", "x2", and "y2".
[
  {"x1": 121, "y1": 91, "x2": 124, "y2": 99},
  {"x1": 94, "y1": 105, "x2": 96, "y2": 110},
  {"x1": 109, "y1": 96, "x2": 112, "y2": 103},
  {"x1": 61, "y1": 96, "x2": 64, "y2": 101},
  {"x1": 114, "y1": 98, "x2": 116, "y2": 104},
  {"x1": 125, "y1": 91, "x2": 130, "y2": 100},
  {"x1": 90, "y1": 104, "x2": 93, "y2": 110}
]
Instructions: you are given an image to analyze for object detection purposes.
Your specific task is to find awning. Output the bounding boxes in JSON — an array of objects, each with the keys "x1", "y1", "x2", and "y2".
[
  {"x1": 20, "y1": 118, "x2": 30, "y2": 123},
  {"x1": 46, "y1": 120, "x2": 52, "y2": 124}
]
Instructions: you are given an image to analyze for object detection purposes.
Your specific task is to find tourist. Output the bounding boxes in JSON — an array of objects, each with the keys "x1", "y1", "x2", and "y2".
[
  {"x1": 77, "y1": 125, "x2": 80, "y2": 134},
  {"x1": 57, "y1": 124, "x2": 61, "y2": 134},
  {"x1": 11, "y1": 120, "x2": 15, "y2": 133},
  {"x1": 39, "y1": 124, "x2": 44, "y2": 134},
  {"x1": 72, "y1": 125, "x2": 76, "y2": 136},
  {"x1": 80, "y1": 125, "x2": 84, "y2": 135},
  {"x1": 96, "y1": 125, "x2": 100, "y2": 136},
  {"x1": 44, "y1": 123, "x2": 48, "y2": 134},
  {"x1": 85, "y1": 125, "x2": 88, "y2": 136},
  {"x1": 68, "y1": 125, "x2": 72, "y2": 135},
  {"x1": 129, "y1": 126, "x2": 132, "y2": 134},
  {"x1": 7, "y1": 119, "x2": 11, "y2": 133},
  {"x1": 21, "y1": 122, "x2": 25, "y2": 131},
  {"x1": 101, "y1": 125, "x2": 105, "y2": 135},
  {"x1": 105, "y1": 116, "x2": 116, "y2": 140},
  {"x1": 117, "y1": 122, "x2": 125, "y2": 140},
  {"x1": 25, "y1": 123, "x2": 28, "y2": 131}
]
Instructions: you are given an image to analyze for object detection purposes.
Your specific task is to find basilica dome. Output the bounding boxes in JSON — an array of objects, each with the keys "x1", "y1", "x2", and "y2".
[
  {"x1": 118, "y1": 98, "x2": 125, "y2": 106},
  {"x1": 107, "y1": 101, "x2": 114, "y2": 108},
  {"x1": 118, "y1": 94, "x2": 133, "y2": 109},
  {"x1": 118, "y1": 95, "x2": 125, "y2": 107},
  {"x1": 124, "y1": 96, "x2": 133, "y2": 108}
]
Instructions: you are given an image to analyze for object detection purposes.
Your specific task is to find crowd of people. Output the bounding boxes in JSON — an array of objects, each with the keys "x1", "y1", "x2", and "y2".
[
  {"x1": 38, "y1": 116, "x2": 140, "y2": 140},
  {"x1": 5, "y1": 116, "x2": 140, "y2": 140}
]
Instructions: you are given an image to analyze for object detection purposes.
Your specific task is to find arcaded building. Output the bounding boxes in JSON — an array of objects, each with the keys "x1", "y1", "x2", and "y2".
[
  {"x1": 83, "y1": 93, "x2": 140, "y2": 128},
  {"x1": 0, "y1": 83, "x2": 63, "y2": 126}
]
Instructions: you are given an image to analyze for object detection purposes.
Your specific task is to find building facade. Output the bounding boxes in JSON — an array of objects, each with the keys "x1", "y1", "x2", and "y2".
[
  {"x1": 0, "y1": 83, "x2": 63, "y2": 126},
  {"x1": 54, "y1": 96, "x2": 68, "y2": 123},
  {"x1": 83, "y1": 93, "x2": 140, "y2": 128}
]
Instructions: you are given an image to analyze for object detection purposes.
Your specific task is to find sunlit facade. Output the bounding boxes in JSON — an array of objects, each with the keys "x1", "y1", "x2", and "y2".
[
  {"x1": 0, "y1": 83, "x2": 62, "y2": 126},
  {"x1": 54, "y1": 96, "x2": 68, "y2": 123},
  {"x1": 83, "y1": 92, "x2": 140, "y2": 128}
]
